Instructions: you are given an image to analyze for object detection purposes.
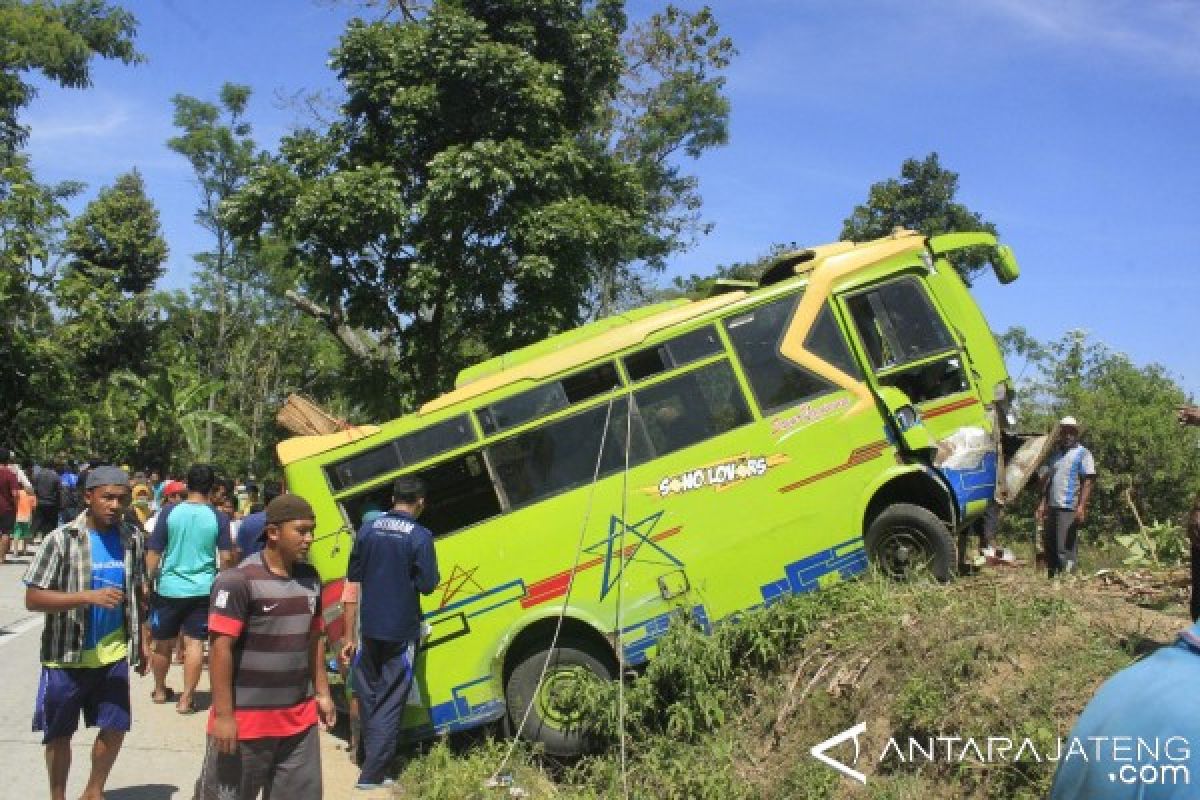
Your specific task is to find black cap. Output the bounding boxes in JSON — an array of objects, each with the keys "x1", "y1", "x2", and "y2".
[{"x1": 392, "y1": 475, "x2": 427, "y2": 502}]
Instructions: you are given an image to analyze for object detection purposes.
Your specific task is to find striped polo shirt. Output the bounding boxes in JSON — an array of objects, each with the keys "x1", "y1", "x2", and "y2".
[{"x1": 207, "y1": 553, "x2": 323, "y2": 739}]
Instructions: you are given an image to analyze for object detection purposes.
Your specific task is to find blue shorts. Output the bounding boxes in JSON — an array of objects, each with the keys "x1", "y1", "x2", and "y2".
[
  {"x1": 33, "y1": 660, "x2": 131, "y2": 743},
  {"x1": 150, "y1": 594, "x2": 209, "y2": 640}
]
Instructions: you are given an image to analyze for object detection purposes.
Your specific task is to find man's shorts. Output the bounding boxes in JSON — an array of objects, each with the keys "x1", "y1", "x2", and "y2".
[
  {"x1": 13, "y1": 520, "x2": 31, "y2": 540},
  {"x1": 195, "y1": 725, "x2": 321, "y2": 799},
  {"x1": 32, "y1": 660, "x2": 131, "y2": 743},
  {"x1": 0, "y1": 511, "x2": 14, "y2": 536},
  {"x1": 150, "y1": 594, "x2": 209, "y2": 640}
]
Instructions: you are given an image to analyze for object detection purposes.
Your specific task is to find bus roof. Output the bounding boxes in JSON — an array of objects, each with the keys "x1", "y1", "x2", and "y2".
[{"x1": 277, "y1": 230, "x2": 929, "y2": 466}]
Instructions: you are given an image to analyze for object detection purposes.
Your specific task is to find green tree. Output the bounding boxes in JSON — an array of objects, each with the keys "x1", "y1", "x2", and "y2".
[
  {"x1": 227, "y1": 1, "x2": 733, "y2": 410},
  {"x1": 0, "y1": 153, "x2": 81, "y2": 444},
  {"x1": 168, "y1": 83, "x2": 261, "y2": 459},
  {"x1": 53, "y1": 169, "x2": 168, "y2": 453},
  {"x1": 841, "y1": 152, "x2": 998, "y2": 284},
  {"x1": 63, "y1": 169, "x2": 167, "y2": 292},
  {"x1": 0, "y1": 0, "x2": 140, "y2": 153}
]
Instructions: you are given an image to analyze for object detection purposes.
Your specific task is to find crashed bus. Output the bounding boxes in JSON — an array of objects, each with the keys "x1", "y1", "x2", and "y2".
[{"x1": 276, "y1": 228, "x2": 1022, "y2": 754}]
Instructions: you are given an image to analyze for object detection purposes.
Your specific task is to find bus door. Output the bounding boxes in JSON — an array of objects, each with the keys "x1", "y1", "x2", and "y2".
[{"x1": 838, "y1": 275, "x2": 997, "y2": 518}]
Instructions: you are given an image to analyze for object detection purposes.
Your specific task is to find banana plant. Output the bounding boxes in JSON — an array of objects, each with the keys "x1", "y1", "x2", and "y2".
[{"x1": 109, "y1": 366, "x2": 248, "y2": 465}]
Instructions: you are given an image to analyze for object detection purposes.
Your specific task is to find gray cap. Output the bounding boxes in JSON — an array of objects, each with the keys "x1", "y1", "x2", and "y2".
[{"x1": 85, "y1": 466, "x2": 130, "y2": 489}]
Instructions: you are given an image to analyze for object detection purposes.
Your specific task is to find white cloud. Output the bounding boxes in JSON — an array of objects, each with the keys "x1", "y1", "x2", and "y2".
[
  {"x1": 27, "y1": 106, "x2": 131, "y2": 140},
  {"x1": 971, "y1": 0, "x2": 1200, "y2": 76}
]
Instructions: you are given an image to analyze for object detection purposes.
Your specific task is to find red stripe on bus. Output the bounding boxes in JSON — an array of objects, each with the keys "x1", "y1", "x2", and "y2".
[
  {"x1": 921, "y1": 396, "x2": 979, "y2": 419},
  {"x1": 520, "y1": 526, "x2": 683, "y2": 609},
  {"x1": 778, "y1": 441, "x2": 889, "y2": 494}
]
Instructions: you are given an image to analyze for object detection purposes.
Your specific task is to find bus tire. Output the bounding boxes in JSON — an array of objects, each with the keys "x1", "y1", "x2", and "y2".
[
  {"x1": 504, "y1": 637, "x2": 615, "y2": 757},
  {"x1": 865, "y1": 502, "x2": 955, "y2": 582}
]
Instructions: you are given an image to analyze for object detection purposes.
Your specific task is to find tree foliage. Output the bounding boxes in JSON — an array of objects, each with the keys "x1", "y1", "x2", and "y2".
[
  {"x1": 841, "y1": 152, "x2": 998, "y2": 284},
  {"x1": 0, "y1": 154, "x2": 81, "y2": 443},
  {"x1": 64, "y1": 169, "x2": 167, "y2": 292},
  {"x1": 0, "y1": 0, "x2": 140, "y2": 153},
  {"x1": 227, "y1": 1, "x2": 733, "y2": 410}
]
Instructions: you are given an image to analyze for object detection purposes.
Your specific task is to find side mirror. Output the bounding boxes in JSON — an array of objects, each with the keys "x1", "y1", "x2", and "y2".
[
  {"x1": 877, "y1": 386, "x2": 935, "y2": 452},
  {"x1": 992, "y1": 245, "x2": 1020, "y2": 284}
]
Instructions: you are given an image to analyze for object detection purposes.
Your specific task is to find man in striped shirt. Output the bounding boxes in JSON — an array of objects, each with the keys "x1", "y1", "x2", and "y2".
[{"x1": 196, "y1": 494, "x2": 336, "y2": 799}]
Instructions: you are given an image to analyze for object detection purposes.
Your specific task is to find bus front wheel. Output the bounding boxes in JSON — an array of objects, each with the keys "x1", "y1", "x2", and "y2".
[
  {"x1": 865, "y1": 502, "x2": 955, "y2": 582},
  {"x1": 504, "y1": 637, "x2": 616, "y2": 757}
]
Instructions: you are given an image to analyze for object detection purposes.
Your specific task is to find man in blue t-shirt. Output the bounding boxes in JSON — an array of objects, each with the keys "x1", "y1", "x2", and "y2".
[
  {"x1": 146, "y1": 463, "x2": 232, "y2": 714},
  {"x1": 23, "y1": 466, "x2": 148, "y2": 800},
  {"x1": 1051, "y1": 623, "x2": 1200, "y2": 798},
  {"x1": 342, "y1": 475, "x2": 440, "y2": 790}
]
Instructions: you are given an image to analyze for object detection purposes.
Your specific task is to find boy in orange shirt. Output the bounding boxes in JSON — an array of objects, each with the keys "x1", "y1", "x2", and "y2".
[{"x1": 14, "y1": 483, "x2": 35, "y2": 558}]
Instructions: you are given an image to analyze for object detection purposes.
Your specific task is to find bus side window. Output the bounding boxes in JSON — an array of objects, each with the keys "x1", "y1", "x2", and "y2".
[
  {"x1": 338, "y1": 451, "x2": 503, "y2": 538},
  {"x1": 724, "y1": 295, "x2": 837, "y2": 415},
  {"x1": 803, "y1": 303, "x2": 863, "y2": 379},
  {"x1": 486, "y1": 398, "x2": 653, "y2": 510},
  {"x1": 634, "y1": 361, "x2": 753, "y2": 456}
]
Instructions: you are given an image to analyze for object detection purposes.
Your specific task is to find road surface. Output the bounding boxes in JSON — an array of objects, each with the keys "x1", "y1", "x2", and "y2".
[{"x1": 0, "y1": 550, "x2": 375, "y2": 799}]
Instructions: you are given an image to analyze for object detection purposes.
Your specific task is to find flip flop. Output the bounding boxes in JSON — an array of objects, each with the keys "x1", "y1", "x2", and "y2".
[
  {"x1": 176, "y1": 699, "x2": 197, "y2": 715},
  {"x1": 151, "y1": 688, "x2": 176, "y2": 704}
]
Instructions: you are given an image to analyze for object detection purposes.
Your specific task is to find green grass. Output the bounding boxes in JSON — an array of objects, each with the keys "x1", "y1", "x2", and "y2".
[{"x1": 389, "y1": 567, "x2": 1187, "y2": 799}]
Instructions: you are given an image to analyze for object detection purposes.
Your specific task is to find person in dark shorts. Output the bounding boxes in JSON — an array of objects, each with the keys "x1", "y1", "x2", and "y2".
[
  {"x1": 23, "y1": 466, "x2": 148, "y2": 800},
  {"x1": 146, "y1": 464, "x2": 233, "y2": 713},
  {"x1": 196, "y1": 494, "x2": 336, "y2": 799}
]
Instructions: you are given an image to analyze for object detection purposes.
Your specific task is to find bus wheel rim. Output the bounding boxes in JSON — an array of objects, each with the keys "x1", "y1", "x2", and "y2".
[
  {"x1": 535, "y1": 666, "x2": 588, "y2": 727},
  {"x1": 878, "y1": 525, "x2": 934, "y2": 577}
]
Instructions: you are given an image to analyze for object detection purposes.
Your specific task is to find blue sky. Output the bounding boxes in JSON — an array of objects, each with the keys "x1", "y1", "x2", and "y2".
[{"x1": 24, "y1": 0, "x2": 1200, "y2": 397}]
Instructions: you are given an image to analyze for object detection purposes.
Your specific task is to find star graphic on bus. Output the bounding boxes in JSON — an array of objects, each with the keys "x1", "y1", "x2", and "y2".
[
  {"x1": 585, "y1": 511, "x2": 684, "y2": 601},
  {"x1": 436, "y1": 564, "x2": 485, "y2": 609}
]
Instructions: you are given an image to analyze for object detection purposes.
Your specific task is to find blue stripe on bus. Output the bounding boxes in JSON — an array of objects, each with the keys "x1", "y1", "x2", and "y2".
[{"x1": 759, "y1": 536, "x2": 868, "y2": 604}]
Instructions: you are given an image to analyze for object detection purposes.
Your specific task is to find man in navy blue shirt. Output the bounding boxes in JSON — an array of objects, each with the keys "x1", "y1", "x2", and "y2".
[
  {"x1": 233, "y1": 481, "x2": 281, "y2": 561},
  {"x1": 341, "y1": 476, "x2": 439, "y2": 791}
]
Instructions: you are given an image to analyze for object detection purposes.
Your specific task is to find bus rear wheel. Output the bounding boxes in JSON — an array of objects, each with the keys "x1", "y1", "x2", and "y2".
[
  {"x1": 505, "y1": 637, "x2": 616, "y2": 757},
  {"x1": 865, "y1": 503, "x2": 955, "y2": 582}
]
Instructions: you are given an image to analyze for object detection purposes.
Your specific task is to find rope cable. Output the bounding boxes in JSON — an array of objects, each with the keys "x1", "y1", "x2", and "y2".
[
  {"x1": 488, "y1": 392, "x2": 619, "y2": 783},
  {"x1": 614, "y1": 392, "x2": 634, "y2": 799}
]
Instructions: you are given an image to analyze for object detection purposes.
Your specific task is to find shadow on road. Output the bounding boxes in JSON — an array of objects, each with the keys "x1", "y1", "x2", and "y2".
[{"x1": 104, "y1": 784, "x2": 180, "y2": 799}]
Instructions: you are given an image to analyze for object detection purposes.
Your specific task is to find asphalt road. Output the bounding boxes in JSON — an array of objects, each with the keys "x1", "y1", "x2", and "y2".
[{"x1": 0, "y1": 549, "x2": 372, "y2": 799}]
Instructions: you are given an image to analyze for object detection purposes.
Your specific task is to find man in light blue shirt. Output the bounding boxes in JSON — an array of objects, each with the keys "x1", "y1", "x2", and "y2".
[
  {"x1": 146, "y1": 464, "x2": 232, "y2": 714},
  {"x1": 1051, "y1": 623, "x2": 1200, "y2": 798},
  {"x1": 1036, "y1": 416, "x2": 1096, "y2": 577}
]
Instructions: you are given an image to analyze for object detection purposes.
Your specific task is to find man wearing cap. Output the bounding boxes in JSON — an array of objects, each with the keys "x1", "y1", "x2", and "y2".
[
  {"x1": 23, "y1": 466, "x2": 148, "y2": 800},
  {"x1": 1036, "y1": 416, "x2": 1097, "y2": 577},
  {"x1": 196, "y1": 494, "x2": 336, "y2": 799},
  {"x1": 342, "y1": 475, "x2": 440, "y2": 790}
]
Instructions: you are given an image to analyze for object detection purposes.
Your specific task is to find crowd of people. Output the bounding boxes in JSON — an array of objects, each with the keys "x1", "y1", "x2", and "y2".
[{"x1": 0, "y1": 451, "x2": 440, "y2": 799}]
